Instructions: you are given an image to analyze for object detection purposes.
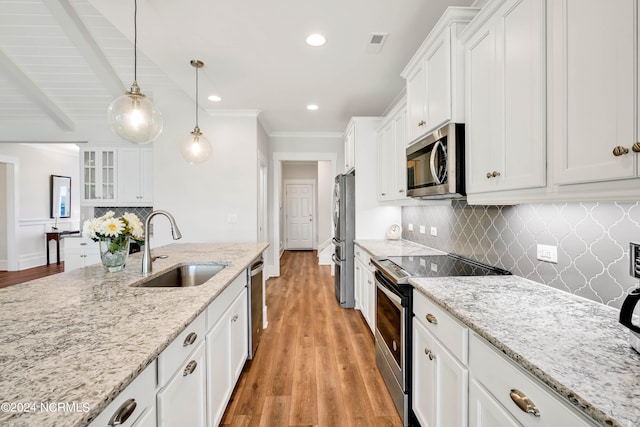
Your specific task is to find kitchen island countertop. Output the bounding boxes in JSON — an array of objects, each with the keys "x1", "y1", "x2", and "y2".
[
  {"x1": 411, "y1": 275, "x2": 640, "y2": 427},
  {"x1": 0, "y1": 242, "x2": 268, "y2": 427}
]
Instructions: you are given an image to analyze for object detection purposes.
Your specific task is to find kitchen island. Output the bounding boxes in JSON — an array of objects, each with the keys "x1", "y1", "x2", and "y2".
[{"x1": 0, "y1": 242, "x2": 268, "y2": 427}]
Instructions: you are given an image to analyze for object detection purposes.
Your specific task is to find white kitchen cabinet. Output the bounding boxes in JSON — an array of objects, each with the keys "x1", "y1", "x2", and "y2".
[
  {"x1": 206, "y1": 274, "x2": 248, "y2": 427},
  {"x1": 469, "y1": 333, "x2": 595, "y2": 427},
  {"x1": 549, "y1": 0, "x2": 640, "y2": 186},
  {"x1": 462, "y1": 0, "x2": 546, "y2": 198},
  {"x1": 354, "y1": 244, "x2": 375, "y2": 335},
  {"x1": 412, "y1": 291, "x2": 468, "y2": 427},
  {"x1": 469, "y1": 378, "x2": 520, "y2": 427},
  {"x1": 88, "y1": 361, "x2": 157, "y2": 427},
  {"x1": 344, "y1": 122, "x2": 355, "y2": 173},
  {"x1": 354, "y1": 258, "x2": 363, "y2": 311},
  {"x1": 157, "y1": 341, "x2": 207, "y2": 427},
  {"x1": 81, "y1": 148, "x2": 117, "y2": 204},
  {"x1": 401, "y1": 7, "x2": 478, "y2": 144},
  {"x1": 377, "y1": 97, "x2": 409, "y2": 203},
  {"x1": 118, "y1": 147, "x2": 153, "y2": 205},
  {"x1": 64, "y1": 237, "x2": 100, "y2": 272}
]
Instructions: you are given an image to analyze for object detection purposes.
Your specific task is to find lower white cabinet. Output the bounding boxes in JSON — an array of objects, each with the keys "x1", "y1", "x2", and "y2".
[
  {"x1": 469, "y1": 333, "x2": 594, "y2": 427},
  {"x1": 354, "y1": 245, "x2": 375, "y2": 334},
  {"x1": 88, "y1": 361, "x2": 157, "y2": 427},
  {"x1": 412, "y1": 301, "x2": 468, "y2": 427},
  {"x1": 157, "y1": 341, "x2": 207, "y2": 427},
  {"x1": 206, "y1": 276, "x2": 248, "y2": 427},
  {"x1": 64, "y1": 238, "x2": 100, "y2": 272}
]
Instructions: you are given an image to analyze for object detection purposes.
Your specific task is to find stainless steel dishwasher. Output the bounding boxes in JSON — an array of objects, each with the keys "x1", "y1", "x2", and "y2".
[{"x1": 247, "y1": 256, "x2": 264, "y2": 359}]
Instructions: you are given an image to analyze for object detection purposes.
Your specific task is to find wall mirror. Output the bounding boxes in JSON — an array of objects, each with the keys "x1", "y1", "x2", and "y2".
[{"x1": 50, "y1": 175, "x2": 71, "y2": 219}]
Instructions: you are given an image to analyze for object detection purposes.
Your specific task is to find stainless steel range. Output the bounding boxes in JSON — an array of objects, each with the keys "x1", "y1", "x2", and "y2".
[{"x1": 370, "y1": 253, "x2": 511, "y2": 426}]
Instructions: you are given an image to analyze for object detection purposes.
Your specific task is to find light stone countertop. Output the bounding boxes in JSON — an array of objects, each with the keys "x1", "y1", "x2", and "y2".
[
  {"x1": 0, "y1": 242, "x2": 268, "y2": 427},
  {"x1": 354, "y1": 239, "x2": 446, "y2": 257},
  {"x1": 410, "y1": 275, "x2": 640, "y2": 427}
]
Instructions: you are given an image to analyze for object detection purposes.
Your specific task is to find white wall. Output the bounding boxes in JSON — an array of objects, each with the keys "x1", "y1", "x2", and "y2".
[
  {"x1": 0, "y1": 143, "x2": 80, "y2": 269},
  {"x1": 0, "y1": 163, "x2": 7, "y2": 264},
  {"x1": 151, "y1": 88, "x2": 259, "y2": 247}
]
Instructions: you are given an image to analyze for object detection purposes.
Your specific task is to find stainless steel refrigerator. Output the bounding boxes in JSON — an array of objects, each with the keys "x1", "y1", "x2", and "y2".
[{"x1": 332, "y1": 172, "x2": 355, "y2": 308}]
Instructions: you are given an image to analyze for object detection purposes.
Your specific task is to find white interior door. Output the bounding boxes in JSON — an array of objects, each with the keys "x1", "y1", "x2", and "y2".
[{"x1": 285, "y1": 183, "x2": 314, "y2": 249}]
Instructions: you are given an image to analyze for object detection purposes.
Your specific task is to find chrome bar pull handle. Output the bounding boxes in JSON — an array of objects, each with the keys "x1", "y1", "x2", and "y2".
[
  {"x1": 509, "y1": 389, "x2": 540, "y2": 417},
  {"x1": 183, "y1": 360, "x2": 198, "y2": 376},
  {"x1": 183, "y1": 332, "x2": 197, "y2": 346},
  {"x1": 108, "y1": 398, "x2": 137, "y2": 426},
  {"x1": 424, "y1": 347, "x2": 434, "y2": 360}
]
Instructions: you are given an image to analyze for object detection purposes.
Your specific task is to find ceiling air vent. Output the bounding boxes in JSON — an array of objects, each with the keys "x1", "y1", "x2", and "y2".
[{"x1": 365, "y1": 32, "x2": 389, "y2": 54}]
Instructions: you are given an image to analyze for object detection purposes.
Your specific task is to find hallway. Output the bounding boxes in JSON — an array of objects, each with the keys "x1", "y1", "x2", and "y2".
[{"x1": 221, "y1": 250, "x2": 403, "y2": 427}]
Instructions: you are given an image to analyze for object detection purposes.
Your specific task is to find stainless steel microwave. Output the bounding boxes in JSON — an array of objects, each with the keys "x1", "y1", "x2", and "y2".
[{"x1": 406, "y1": 122, "x2": 465, "y2": 199}]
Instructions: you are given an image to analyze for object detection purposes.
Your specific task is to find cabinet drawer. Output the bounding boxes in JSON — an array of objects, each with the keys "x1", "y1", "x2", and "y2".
[
  {"x1": 158, "y1": 310, "x2": 206, "y2": 386},
  {"x1": 354, "y1": 245, "x2": 373, "y2": 270},
  {"x1": 88, "y1": 360, "x2": 156, "y2": 427},
  {"x1": 64, "y1": 237, "x2": 98, "y2": 250},
  {"x1": 207, "y1": 271, "x2": 247, "y2": 329},
  {"x1": 413, "y1": 290, "x2": 468, "y2": 364},
  {"x1": 469, "y1": 333, "x2": 594, "y2": 427}
]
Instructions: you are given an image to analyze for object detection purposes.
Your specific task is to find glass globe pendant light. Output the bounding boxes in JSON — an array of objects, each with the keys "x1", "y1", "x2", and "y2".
[
  {"x1": 181, "y1": 60, "x2": 212, "y2": 164},
  {"x1": 107, "y1": 0, "x2": 163, "y2": 144}
]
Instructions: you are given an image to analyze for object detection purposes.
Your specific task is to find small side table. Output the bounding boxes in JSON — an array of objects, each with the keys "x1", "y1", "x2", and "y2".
[{"x1": 46, "y1": 230, "x2": 80, "y2": 265}]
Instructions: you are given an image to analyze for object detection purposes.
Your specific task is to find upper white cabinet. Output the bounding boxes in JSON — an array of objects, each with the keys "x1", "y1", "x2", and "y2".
[
  {"x1": 549, "y1": 0, "x2": 640, "y2": 186},
  {"x1": 462, "y1": 0, "x2": 546, "y2": 198},
  {"x1": 344, "y1": 123, "x2": 355, "y2": 173},
  {"x1": 81, "y1": 148, "x2": 117, "y2": 204},
  {"x1": 401, "y1": 7, "x2": 479, "y2": 145},
  {"x1": 80, "y1": 146, "x2": 153, "y2": 207},
  {"x1": 118, "y1": 147, "x2": 153, "y2": 205},
  {"x1": 376, "y1": 97, "x2": 408, "y2": 202}
]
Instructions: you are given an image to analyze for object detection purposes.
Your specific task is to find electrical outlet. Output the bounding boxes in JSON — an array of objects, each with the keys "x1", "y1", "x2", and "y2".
[
  {"x1": 419, "y1": 225, "x2": 426, "y2": 234},
  {"x1": 408, "y1": 223, "x2": 414, "y2": 231},
  {"x1": 227, "y1": 213, "x2": 238, "y2": 223},
  {"x1": 537, "y1": 244, "x2": 558, "y2": 263},
  {"x1": 430, "y1": 226, "x2": 437, "y2": 237},
  {"x1": 430, "y1": 262, "x2": 438, "y2": 272}
]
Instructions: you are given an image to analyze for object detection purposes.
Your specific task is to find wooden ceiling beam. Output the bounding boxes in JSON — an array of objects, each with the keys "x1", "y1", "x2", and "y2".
[
  {"x1": 45, "y1": 0, "x2": 126, "y2": 98},
  {"x1": 0, "y1": 49, "x2": 75, "y2": 131}
]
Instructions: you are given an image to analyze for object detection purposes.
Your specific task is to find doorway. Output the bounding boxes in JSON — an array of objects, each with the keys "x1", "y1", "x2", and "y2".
[
  {"x1": 284, "y1": 181, "x2": 315, "y2": 250},
  {"x1": 0, "y1": 156, "x2": 18, "y2": 271}
]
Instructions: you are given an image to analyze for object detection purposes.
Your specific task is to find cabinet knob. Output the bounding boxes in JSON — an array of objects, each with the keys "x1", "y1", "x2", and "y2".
[
  {"x1": 424, "y1": 347, "x2": 434, "y2": 361},
  {"x1": 426, "y1": 313, "x2": 438, "y2": 324},
  {"x1": 183, "y1": 360, "x2": 198, "y2": 376},
  {"x1": 183, "y1": 332, "x2": 197, "y2": 346},
  {"x1": 381, "y1": 193, "x2": 386, "y2": 196},
  {"x1": 399, "y1": 189, "x2": 405, "y2": 193},
  {"x1": 509, "y1": 389, "x2": 540, "y2": 417},
  {"x1": 417, "y1": 120, "x2": 426, "y2": 127},
  {"x1": 108, "y1": 398, "x2": 137, "y2": 426},
  {"x1": 633, "y1": 142, "x2": 640, "y2": 153},
  {"x1": 613, "y1": 146, "x2": 629, "y2": 156},
  {"x1": 231, "y1": 314, "x2": 239, "y2": 322},
  {"x1": 486, "y1": 171, "x2": 501, "y2": 179}
]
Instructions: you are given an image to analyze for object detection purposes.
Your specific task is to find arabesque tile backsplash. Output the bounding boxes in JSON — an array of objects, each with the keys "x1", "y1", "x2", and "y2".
[{"x1": 402, "y1": 200, "x2": 640, "y2": 309}]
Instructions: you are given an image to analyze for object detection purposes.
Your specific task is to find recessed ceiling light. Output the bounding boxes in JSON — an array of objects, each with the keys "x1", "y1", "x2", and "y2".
[
  {"x1": 307, "y1": 104, "x2": 319, "y2": 111},
  {"x1": 306, "y1": 34, "x2": 326, "y2": 47},
  {"x1": 208, "y1": 95, "x2": 222, "y2": 102}
]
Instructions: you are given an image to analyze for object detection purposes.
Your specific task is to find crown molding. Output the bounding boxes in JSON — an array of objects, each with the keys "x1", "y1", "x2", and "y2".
[{"x1": 269, "y1": 131, "x2": 343, "y2": 139}]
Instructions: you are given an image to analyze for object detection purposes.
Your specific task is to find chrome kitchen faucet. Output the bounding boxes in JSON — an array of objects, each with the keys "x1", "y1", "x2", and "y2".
[{"x1": 142, "y1": 210, "x2": 182, "y2": 274}]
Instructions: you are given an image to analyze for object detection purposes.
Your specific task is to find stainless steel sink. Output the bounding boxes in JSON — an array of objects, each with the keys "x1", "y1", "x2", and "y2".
[{"x1": 134, "y1": 263, "x2": 227, "y2": 288}]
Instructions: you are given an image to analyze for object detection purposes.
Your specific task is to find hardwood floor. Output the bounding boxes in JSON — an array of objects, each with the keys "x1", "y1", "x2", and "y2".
[
  {"x1": 0, "y1": 263, "x2": 65, "y2": 288},
  {"x1": 222, "y1": 250, "x2": 403, "y2": 427}
]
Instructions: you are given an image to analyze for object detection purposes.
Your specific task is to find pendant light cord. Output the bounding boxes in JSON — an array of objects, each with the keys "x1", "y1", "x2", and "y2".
[
  {"x1": 134, "y1": 0, "x2": 138, "y2": 82},
  {"x1": 195, "y1": 63, "x2": 199, "y2": 128}
]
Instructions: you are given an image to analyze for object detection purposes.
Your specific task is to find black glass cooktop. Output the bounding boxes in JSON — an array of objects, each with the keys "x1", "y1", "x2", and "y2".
[{"x1": 373, "y1": 253, "x2": 510, "y2": 284}]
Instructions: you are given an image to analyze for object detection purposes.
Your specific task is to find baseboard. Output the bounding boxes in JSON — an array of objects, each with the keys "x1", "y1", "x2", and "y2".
[{"x1": 18, "y1": 253, "x2": 47, "y2": 270}]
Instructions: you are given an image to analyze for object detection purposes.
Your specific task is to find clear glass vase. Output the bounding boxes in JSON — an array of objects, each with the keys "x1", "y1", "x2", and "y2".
[{"x1": 99, "y1": 237, "x2": 130, "y2": 272}]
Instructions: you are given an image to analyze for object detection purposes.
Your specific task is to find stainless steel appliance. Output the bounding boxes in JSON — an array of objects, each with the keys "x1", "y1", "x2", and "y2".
[
  {"x1": 332, "y1": 172, "x2": 356, "y2": 308},
  {"x1": 247, "y1": 256, "x2": 264, "y2": 360},
  {"x1": 619, "y1": 242, "x2": 640, "y2": 353},
  {"x1": 371, "y1": 254, "x2": 511, "y2": 426},
  {"x1": 406, "y1": 122, "x2": 465, "y2": 199}
]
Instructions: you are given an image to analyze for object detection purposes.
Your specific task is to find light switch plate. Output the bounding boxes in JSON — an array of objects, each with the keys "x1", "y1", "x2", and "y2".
[
  {"x1": 408, "y1": 223, "x2": 413, "y2": 231},
  {"x1": 430, "y1": 226, "x2": 437, "y2": 237},
  {"x1": 419, "y1": 225, "x2": 426, "y2": 234},
  {"x1": 537, "y1": 244, "x2": 557, "y2": 263}
]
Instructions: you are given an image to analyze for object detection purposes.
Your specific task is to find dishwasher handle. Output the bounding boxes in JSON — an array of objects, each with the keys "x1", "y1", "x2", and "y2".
[{"x1": 251, "y1": 260, "x2": 264, "y2": 276}]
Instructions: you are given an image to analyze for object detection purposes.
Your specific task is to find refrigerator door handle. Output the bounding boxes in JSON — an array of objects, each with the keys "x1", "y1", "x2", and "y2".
[
  {"x1": 332, "y1": 237, "x2": 343, "y2": 247},
  {"x1": 332, "y1": 254, "x2": 341, "y2": 265}
]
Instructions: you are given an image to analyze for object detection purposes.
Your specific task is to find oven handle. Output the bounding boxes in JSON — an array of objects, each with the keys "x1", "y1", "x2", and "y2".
[
  {"x1": 375, "y1": 274, "x2": 402, "y2": 308},
  {"x1": 429, "y1": 140, "x2": 443, "y2": 185}
]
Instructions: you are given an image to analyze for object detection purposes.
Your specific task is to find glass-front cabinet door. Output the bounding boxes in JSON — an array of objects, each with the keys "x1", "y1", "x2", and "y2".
[{"x1": 81, "y1": 148, "x2": 117, "y2": 204}]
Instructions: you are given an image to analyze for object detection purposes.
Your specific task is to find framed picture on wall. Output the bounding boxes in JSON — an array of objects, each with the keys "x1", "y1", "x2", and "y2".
[{"x1": 50, "y1": 175, "x2": 71, "y2": 219}]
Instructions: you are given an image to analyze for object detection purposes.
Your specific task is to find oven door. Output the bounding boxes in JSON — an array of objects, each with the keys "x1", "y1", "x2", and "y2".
[{"x1": 375, "y1": 271, "x2": 404, "y2": 388}]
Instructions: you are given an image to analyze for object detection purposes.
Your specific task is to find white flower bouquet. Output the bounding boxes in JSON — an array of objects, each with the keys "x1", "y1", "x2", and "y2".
[{"x1": 83, "y1": 211, "x2": 145, "y2": 271}]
